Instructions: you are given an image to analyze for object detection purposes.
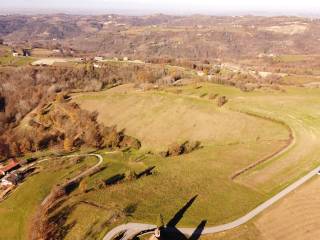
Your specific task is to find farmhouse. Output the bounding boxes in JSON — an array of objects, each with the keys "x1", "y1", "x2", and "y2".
[
  {"x1": 197, "y1": 71, "x2": 205, "y2": 77},
  {"x1": 0, "y1": 159, "x2": 20, "y2": 176},
  {"x1": 22, "y1": 49, "x2": 31, "y2": 57},
  {"x1": 94, "y1": 56, "x2": 103, "y2": 61},
  {"x1": 12, "y1": 50, "x2": 19, "y2": 57},
  {"x1": 52, "y1": 49, "x2": 61, "y2": 54},
  {"x1": 1, "y1": 173, "x2": 23, "y2": 187}
]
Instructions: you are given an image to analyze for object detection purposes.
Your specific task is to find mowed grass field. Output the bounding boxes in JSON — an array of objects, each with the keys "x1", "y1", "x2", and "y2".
[
  {"x1": 161, "y1": 84, "x2": 320, "y2": 193},
  {"x1": 74, "y1": 85, "x2": 287, "y2": 151},
  {"x1": 64, "y1": 83, "x2": 299, "y2": 238},
  {"x1": 200, "y1": 177, "x2": 320, "y2": 240},
  {"x1": 166, "y1": 84, "x2": 320, "y2": 240},
  {"x1": 2, "y1": 82, "x2": 319, "y2": 240}
]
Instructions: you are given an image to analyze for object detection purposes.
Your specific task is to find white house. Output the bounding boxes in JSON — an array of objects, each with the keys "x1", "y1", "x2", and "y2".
[
  {"x1": 1, "y1": 179, "x2": 13, "y2": 187},
  {"x1": 197, "y1": 71, "x2": 205, "y2": 77},
  {"x1": 94, "y1": 57, "x2": 103, "y2": 62}
]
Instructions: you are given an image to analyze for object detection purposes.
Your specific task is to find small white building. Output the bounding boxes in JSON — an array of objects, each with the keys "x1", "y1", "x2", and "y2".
[
  {"x1": 94, "y1": 57, "x2": 103, "y2": 62},
  {"x1": 197, "y1": 71, "x2": 205, "y2": 77},
  {"x1": 12, "y1": 52, "x2": 19, "y2": 57},
  {"x1": 132, "y1": 60, "x2": 144, "y2": 64},
  {"x1": 1, "y1": 179, "x2": 13, "y2": 187},
  {"x1": 123, "y1": 57, "x2": 129, "y2": 61}
]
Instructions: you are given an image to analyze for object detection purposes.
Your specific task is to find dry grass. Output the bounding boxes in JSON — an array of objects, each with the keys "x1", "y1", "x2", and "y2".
[
  {"x1": 255, "y1": 177, "x2": 320, "y2": 240},
  {"x1": 74, "y1": 88, "x2": 287, "y2": 151},
  {"x1": 31, "y1": 48, "x2": 54, "y2": 57},
  {"x1": 232, "y1": 92, "x2": 320, "y2": 194},
  {"x1": 261, "y1": 25, "x2": 308, "y2": 35},
  {"x1": 4, "y1": 82, "x2": 317, "y2": 240},
  {"x1": 59, "y1": 84, "x2": 294, "y2": 239}
]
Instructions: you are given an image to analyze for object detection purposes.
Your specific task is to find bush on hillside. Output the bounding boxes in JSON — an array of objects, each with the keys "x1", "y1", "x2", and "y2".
[
  {"x1": 217, "y1": 96, "x2": 228, "y2": 107},
  {"x1": 160, "y1": 140, "x2": 201, "y2": 157}
]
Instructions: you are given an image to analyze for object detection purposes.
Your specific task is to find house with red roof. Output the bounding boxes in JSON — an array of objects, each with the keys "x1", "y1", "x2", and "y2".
[{"x1": 0, "y1": 159, "x2": 20, "y2": 176}]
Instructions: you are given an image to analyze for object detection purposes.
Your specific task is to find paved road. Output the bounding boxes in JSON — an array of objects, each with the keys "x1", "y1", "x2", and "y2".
[
  {"x1": 103, "y1": 165, "x2": 320, "y2": 240},
  {"x1": 40, "y1": 153, "x2": 103, "y2": 206},
  {"x1": 60, "y1": 153, "x2": 104, "y2": 183},
  {"x1": 1, "y1": 153, "x2": 104, "y2": 204}
]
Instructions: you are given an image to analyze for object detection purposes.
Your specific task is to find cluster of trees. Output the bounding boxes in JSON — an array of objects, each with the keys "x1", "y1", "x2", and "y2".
[
  {"x1": 0, "y1": 63, "x2": 184, "y2": 135},
  {"x1": 160, "y1": 140, "x2": 201, "y2": 157},
  {"x1": 0, "y1": 93, "x2": 141, "y2": 159},
  {"x1": 147, "y1": 57, "x2": 214, "y2": 72}
]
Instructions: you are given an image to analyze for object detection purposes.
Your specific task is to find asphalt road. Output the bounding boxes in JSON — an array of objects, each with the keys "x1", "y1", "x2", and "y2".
[
  {"x1": 103, "y1": 165, "x2": 320, "y2": 240},
  {"x1": 40, "y1": 153, "x2": 103, "y2": 207}
]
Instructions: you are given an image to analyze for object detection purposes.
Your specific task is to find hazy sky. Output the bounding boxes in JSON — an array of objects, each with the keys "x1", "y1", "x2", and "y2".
[{"x1": 2, "y1": 0, "x2": 320, "y2": 15}]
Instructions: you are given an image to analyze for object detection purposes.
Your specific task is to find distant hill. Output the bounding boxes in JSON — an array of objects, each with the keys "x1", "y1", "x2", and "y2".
[{"x1": 1, "y1": 14, "x2": 320, "y2": 59}]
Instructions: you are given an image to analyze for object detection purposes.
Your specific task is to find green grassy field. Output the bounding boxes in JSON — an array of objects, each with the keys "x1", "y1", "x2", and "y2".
[
  {"x1": 273, "y1": 54, "x2": 311, "y2": 63},
  {"x1": 0, "y1": 55, "x2": 35, "y2": 66},
  {"x1": 0, "y1": 155, "x2": 97, "y2": 240},
  {"x1": 2, "y1": 82, "x2": 319, "y2": 240},
  {"x1": 72, "y1": 83, "x2": 320, "y2": 239},
  {"x1": 0, "y1": 45, "x2": 36, "y2": 67},
  {"x1": 282, "y1": 74, "x2": 320, "y2": 85},
  {"x1": 58, "y1": 83, "x2": 299, "y2": 239}
]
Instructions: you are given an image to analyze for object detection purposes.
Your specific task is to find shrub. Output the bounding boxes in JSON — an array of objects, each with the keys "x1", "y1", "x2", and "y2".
[
  {"x1": 217, "y1": 96, "x2": 228, "y2": 107},
  {"x1": 208, "y1": 93, "x2": 218, "y2": 100}
]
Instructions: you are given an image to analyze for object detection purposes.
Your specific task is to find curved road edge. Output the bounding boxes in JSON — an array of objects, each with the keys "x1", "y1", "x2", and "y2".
[
  {"x1": 41, "y1": 153, "x2": 103, "y2": 206},
  {"x1": 103, "y1": 165, "x2": 320, "y2": 239}
]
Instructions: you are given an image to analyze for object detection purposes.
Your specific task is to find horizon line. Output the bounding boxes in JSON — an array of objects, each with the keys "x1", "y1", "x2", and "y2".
[{"x1": 1, "y1": 8, "x2": 320, "y2": 18}]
